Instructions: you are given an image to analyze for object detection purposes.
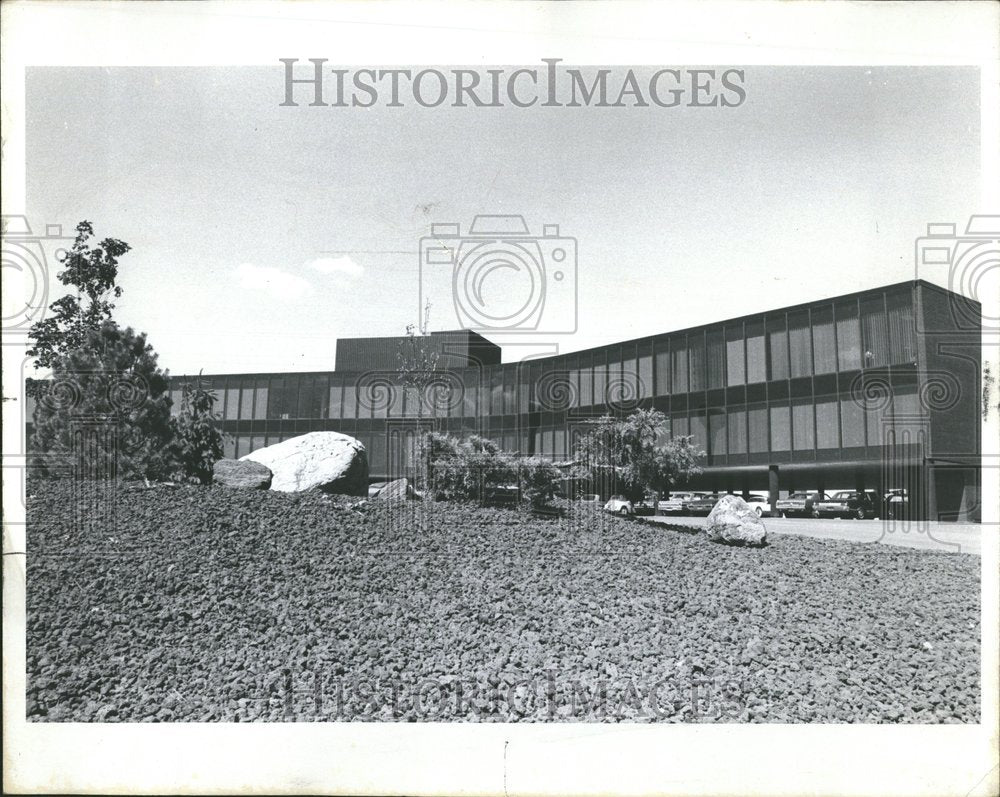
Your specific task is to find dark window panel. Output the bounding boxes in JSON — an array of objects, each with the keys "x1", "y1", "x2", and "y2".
[
  {"x1": 690, "y1": 411, "x2": 706, "y2": 449},
  {"x1": 788, "y1": 311, "x2": 812, "y2": 379},
  {"x1": 688, "y1": 334, "x2": 706, "y2": 392},
  {"x1": 328, "y1": 381, "x2": 343, "y2": 419},
  {"x1": 861, "y1": 296, "x2": 889, "y2": 368},
  {"x1": 792, "y1": 401, "x2": 815, "y2": 451},
  {"x1": 728, "y1": 406, "x2": 747, "y2": 455},
  {"x1": 748, "y1": 405, "x2": 768, "y2": 453},
  {"x1": 887, "y1": 292, "x2": 917, "y2": 365},
  {"x1": 709, "y1": 409, "x2": 727, "y2": 456},
  {"x1": 654, "y1": 340, "x2": 670, "y2": 396},
  {"x1": 671, "y1": 343, "x2": 688, "y2": 394},
  {"x1": 811, "y1": 307, "x2": 837, "y2": 375},
  {"x1": 816, "y1": 399, "x2": 839, "y2": 449},
  {"x1": 638, "y1": 353, "x2": 653, "y2": 400},
  {"x1": 707, "y1": 329, "x2": 725, "y2": 390},
  {"x1": 745, "y1": 321, "x2": 766, "y2": 384},
  {"x1": 840, "y1": 396, "x2": 865, "y2": 447},
  {"x1": 768, "y1": 319, "x2": 789, "y2": 381},
  {"x1": 770, "y1": 404, "x2": 790, "y2": 452},
  {"x1": 725, "y1": 325, "x2": 745, "y2": 387},
  {"x1": 836, "y1": 302, "x2": 862, "y2": 371}
]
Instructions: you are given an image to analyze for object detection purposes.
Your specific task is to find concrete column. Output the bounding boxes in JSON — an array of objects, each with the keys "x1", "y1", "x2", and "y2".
[{"x1": 768, "y1": 465, "x2": 780, "y2": 510}]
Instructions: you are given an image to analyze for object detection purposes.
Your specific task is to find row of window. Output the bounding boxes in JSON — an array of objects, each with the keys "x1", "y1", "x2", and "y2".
[
  {"x1": 222, "y1": 390, "x2": 923, "y2": 463},
  {"x1": 174, "y1": 292, "x2": 918, "y2": 422}
]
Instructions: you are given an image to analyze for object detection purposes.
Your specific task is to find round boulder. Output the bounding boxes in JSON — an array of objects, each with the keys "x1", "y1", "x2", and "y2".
[
  {"x1": 213, "y1": 458, "x2": 272, "y2": 490},
  {"x1": 705, "y1": 494, "x2": 767, "y2": 547},
  {"x1": 240, "y1": 432, "x2": 368, "y2": 495}
]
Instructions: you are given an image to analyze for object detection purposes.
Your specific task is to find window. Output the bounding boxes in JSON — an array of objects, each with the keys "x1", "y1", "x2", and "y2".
[
  {"x1": 707, "y1": 329, "x2": 725, "y2": 389},
  {"x1": 342, "y1": 384, "x2": 357, "y2": 419},
  {"x1": 788, "y1": 312, "x2": 812, "y2": 378},
  {"x1": 770, "y1": 404, "x2": 790, "y2": 451},
  {"x1": 768, "y1": 320, "x2": 789, "y2": 380},
  {"x1": 490, "y1": 368, "x2": 503, "y2": 416},
  {"x1": 840, "y1": 396, "x2": 865, "y2": 447},
  {"x1": 622, "y1": 354, "x2": 638, "y2": 399},
  {"x1": 673, "y1": 414, "x2": 689, "y2": 439},
  {"x1": 671, "y1": 344, "x2": 688, "y2": 393},
  {"x1": 836, "y1": 302, "x2": 861, "y2": 371},
  {"x1": 709, "y1": 410, "x2": 727, "y2": 456},
  {"x1": 391, "y1": 378, "x2": 407, "y2": 417},
  {"x1": 887, "y1": 293, "x2": 916, "y2": 365},
  {"x1": 748, "y1": 406, "x2": 768, "y2": 453},
  {"x1": 638, "y1": 353, "x2": 653, "y2": 399},
  {"x1": 866, "y1": 397, "x2": 886, "y2": 447},
  {"x1": 728, "y1": 407, "x2": 747, "y2": 455},
  {"x1": 503, "y1": 367, "x2": 516, "y2": 415},
  {"x1": 815, "y1": 399, "x2": 838, "y2": 448},
  {"x1": 811, "y1": 307, "x2": 836, "y2": 375},
  {"x1": 329, "y1": 381, "x2": 343, "y2": 418},
  {"x1": 746, "y1": 321, "x2": 766, "y2": 384},
  {"x1": 861, "y1": 296, "x2": 889, "y2": 368},
  {"x1": 593, "y1": 363, "x2": 607, "y2": 409},
  {"x1": 792, "y1": 401, "x2": 814, "y2": 451},
  {"x1": 169, "y1": 388, "x2": 183, "y2": 417},
  {"x1": 726, "y1": 326, "x2": 745, "y2": 386},
  {"x1": 689, "y1": 334, "x2": 706, "y2": 391},
  {"x1": 655, "y1": 343, "x2": 670, "y2": 396},
  {"x1": 224, "y1": 387, "x2": 240, "y2": 420},
  {"x1": 254, "y1": 385, "x2": 269, "y2": 420},
  {"x1": 690, "y1": 412, "x2": 706, "y2": 448},
  {"x1": 580, "y1": 363, "x2": 593, "y2": 407},
  {"x1": 223, "y1": 434, "x2": 237, "y2": 459}
]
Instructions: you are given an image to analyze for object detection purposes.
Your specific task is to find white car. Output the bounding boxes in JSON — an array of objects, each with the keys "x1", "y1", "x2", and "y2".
[
  {"x1": 604, "y1": 495, "x2": 635, "y2": 516},
  {"x1": 657, "y1": 491, "x2": 696, "y2": 514},
  {"x1": 744, "y1": 493, "x2": 772, "y2": 517}
]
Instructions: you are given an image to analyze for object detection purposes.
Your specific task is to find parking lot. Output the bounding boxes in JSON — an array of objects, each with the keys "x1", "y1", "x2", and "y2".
[{"x1": 643, "y1": 514, "x2": 982, "y2": 556}]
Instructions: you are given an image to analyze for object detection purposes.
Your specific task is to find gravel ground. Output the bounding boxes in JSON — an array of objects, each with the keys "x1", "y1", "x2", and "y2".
[{"x1": 26, "y1": 480, "x2": 980, "y2": 723}]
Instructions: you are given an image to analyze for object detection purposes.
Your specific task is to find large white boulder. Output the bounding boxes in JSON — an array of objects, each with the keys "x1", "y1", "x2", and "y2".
[
  {"x1": 706, "y1": 494, "x2": 767, "y2": 547},
  {"x1": 241, "y1": 432, "x2": 368, "y2": 495}
]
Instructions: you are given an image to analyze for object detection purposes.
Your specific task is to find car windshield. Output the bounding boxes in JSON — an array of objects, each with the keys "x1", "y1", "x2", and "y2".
[
  {"x1": 788, "y1": 492, "x2": 808, "y2": 499},
  {"x1": 831, "y1": 492, "x2": 853, "y2": 500}
]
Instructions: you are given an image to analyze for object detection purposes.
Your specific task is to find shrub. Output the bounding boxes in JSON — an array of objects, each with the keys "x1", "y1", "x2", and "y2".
[
  {"x1": 422, "y1": 432, "x2": 561, "y2": 510},
  {"x1": 169, "y1": 379, "x2": 225, "y2": 484},
  {"x1": 30, "y1": 321, "x2": 174, "y2": 481}
]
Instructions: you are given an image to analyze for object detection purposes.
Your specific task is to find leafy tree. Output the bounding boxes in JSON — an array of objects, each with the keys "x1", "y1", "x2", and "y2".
[
  {"x1": 169, "y1": 375, "x2": 225, "y2": 484},
  {"x1": 27, "y1": 222, "x2": 131, "y2": 384},
  {"x1": 397, "y1": 301, "x2": 440, "y2": 491},
  {"x1": 30, "y1": 321, "x2": 173, "y2": 481},
  {"x1": 574, "y1": 409, "x2": 704, "y2": 502}
]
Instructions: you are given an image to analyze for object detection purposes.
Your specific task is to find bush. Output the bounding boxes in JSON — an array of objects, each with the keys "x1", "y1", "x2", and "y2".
[
  {"x1": 423, "y1": 432, "x2": 561, "y2": 510},
  {"x1": 169, "y1": 379, "x2": 225, "y2": 484},
  {"x1": 30, "y1": 321, "x2": 174, "y2": 481}
]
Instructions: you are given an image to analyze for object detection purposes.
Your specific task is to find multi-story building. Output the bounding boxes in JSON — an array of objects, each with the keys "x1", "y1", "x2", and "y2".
[
  {"x1": 153, "y1": 279, "x2": 980, "y2": 521},
  {"x1": 24, "y1": 279, "x2": 976, "y2": 519}
]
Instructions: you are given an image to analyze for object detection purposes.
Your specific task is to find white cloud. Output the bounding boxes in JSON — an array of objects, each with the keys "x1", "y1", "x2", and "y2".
[
  {"x1": 235, "y1": 262, "x2": 310, "y2": 300},
  {"x1": 306, "y1": 255, "x2": 364, "y2": 279}
]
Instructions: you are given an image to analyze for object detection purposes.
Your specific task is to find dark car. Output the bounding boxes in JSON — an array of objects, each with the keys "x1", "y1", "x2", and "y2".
[
  {"x1": 814, "y1": 490, "x2": 878, "y2": 519},
  {"x1": 775, "y1": 491, "x2": 828, "y2": 518},
  {"x1": 686, "y1": 493, "x2": 725, "y2": 516}
]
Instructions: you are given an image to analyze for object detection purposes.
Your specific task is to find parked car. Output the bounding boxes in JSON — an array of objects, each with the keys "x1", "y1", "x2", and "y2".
[
  {"x1": 577, "y1": 493, "x2": 602, "y2": 506},
  {"x1": 884, "y1": 488, "x2": 909, "y2": 519},
  {"x1": 775, "y1": 491, "x2": 828, "y2": 518},
  {"x1": 604, "y1": 495, "x2": 634, "y2": 516},
  {"x1": 744, "y1": 492, "x2": 772, "y2": 517},
  {"x1": 686, "y1": 493, "x2": 725, "y2": 516},
  {"x1": 814, "y1": 490, "x2": 878, "y2": 519},
  {"x1": 633, "y1": 493, "x2": 659, "y2": 516},
  {"x1": 657, "y1": 491, "x2": 697, "y2": 515}
]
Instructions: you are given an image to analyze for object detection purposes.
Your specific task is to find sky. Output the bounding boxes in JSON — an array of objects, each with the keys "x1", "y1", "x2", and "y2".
[{"x1": 25, "y1": 65, "x2": 980, "y2": 375}]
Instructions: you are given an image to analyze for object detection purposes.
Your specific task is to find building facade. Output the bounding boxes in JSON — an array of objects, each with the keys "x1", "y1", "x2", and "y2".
[{"x1": 159, "y1": 279, "x2": 980, "y2": 520}]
